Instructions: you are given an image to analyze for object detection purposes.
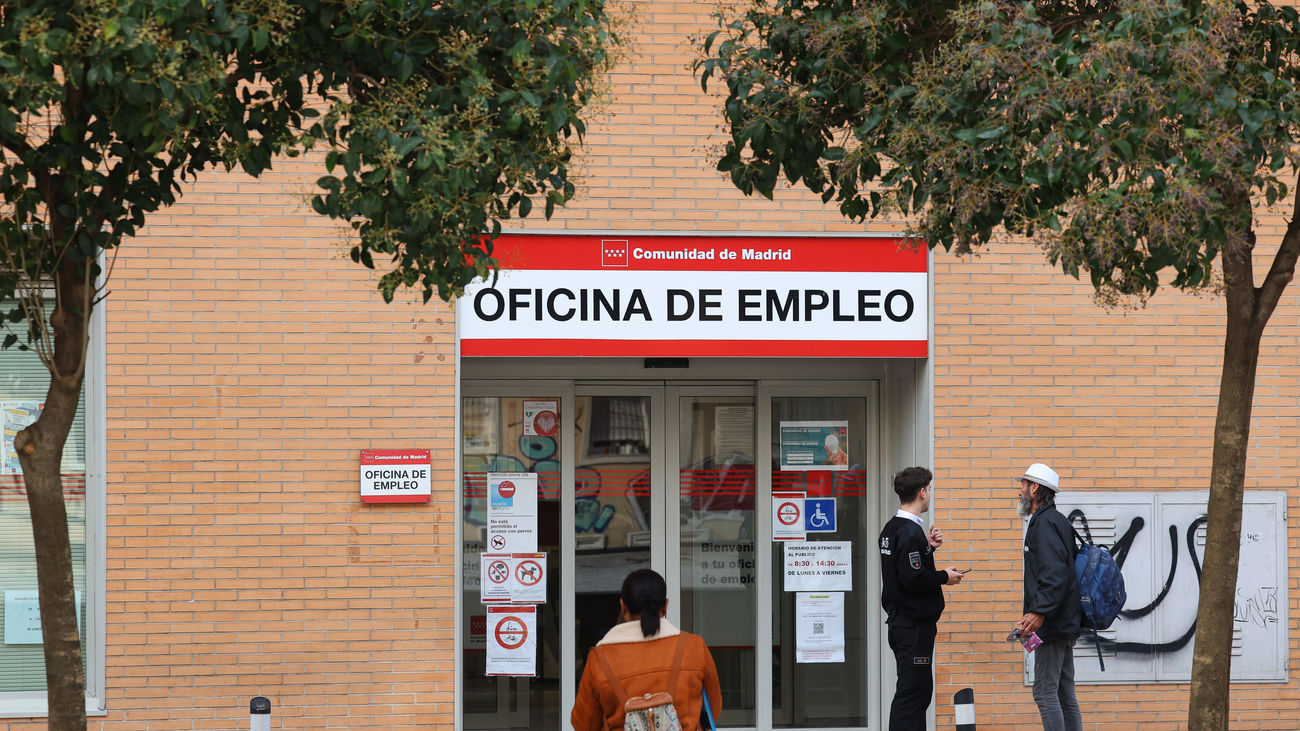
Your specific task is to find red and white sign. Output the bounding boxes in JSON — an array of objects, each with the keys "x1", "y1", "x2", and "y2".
[
  {"x1": 523, "y1": 400, "x2": 559, "y2": 436},
  {"x1": 480, "y1": 553, "x2": 548, "y2": 604},
  {"x1": 359, "y1": 449, "x2": 431, "y2": 503},
  {"x1": 460, "y1": 234, "x2": 928, "y2": 358},
  {"x1": 487, "y1": 472, "x2": 538, "y2": 553},
  {"x1": 773, "y1": 491, "x2": 807, "y2": 541},
  {"x1": 487, "y1": 605, "x2": 537, "y2": 676}
]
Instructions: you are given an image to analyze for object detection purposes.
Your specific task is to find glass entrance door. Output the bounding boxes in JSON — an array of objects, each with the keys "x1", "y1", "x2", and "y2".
[
  {"x1": 673, "y1": 389, "x2": 759, "y2": 728},
  {"x1": 459, "y1": 379, "x2": 882, "y2": 730},
  {"x1": 572, "y1": 389, "x2": 662, "y2": 686}
]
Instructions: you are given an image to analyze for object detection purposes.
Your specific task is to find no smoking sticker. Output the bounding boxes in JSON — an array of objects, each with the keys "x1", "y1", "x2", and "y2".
[
  {"x1": 773, "y1": 492, "x2": 807, "y2": 541},
  {"x1": 487, "y1": 472, "x2": 538, "y2": 554}
]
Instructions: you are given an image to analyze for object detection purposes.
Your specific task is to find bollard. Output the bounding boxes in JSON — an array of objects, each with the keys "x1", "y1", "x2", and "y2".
[
  {"x1": 250, "y1": 696, "x2": 271, "y2": 731},
  {"x1": 954, "y1": 687, "x2": 975, "y2": 730}
]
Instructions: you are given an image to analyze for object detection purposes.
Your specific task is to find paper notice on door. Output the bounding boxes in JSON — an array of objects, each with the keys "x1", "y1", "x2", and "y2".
[
  {"x1": 481, "y1": 554, "x2": 548, "y2": 604},
  {"x1": 784, "y1": 541, "x2": 852, "y2": 591},
  {"x1": 796, "y1": 592, "x2": 845, "y2": 663},
  {"x1": 713, "y1": 405, "x2": 754, "y2": 460},
  {"x1": 486, "y1": 605, "x2": 538, "y2": 676},
  {"x1": 486, "y1": 472, "x2": 538, "y2": 553}
]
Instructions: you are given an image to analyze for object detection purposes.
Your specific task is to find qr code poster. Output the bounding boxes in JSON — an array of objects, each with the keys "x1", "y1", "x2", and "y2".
[{"x1": 795, "y1": 592, "x2": 844, "y2": 663}]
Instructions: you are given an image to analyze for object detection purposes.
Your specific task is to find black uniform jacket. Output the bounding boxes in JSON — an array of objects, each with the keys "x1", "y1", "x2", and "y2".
[
  {"x1": 1022, "y1": 502, "x2": 1083, "y2": 643},
  {"x1": 879, "y1": 515, "x2": 946, "y2": 623}
]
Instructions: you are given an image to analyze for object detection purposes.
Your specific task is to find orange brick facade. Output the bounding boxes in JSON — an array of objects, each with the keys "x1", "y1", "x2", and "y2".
[{"x1": 4, "y1": 0, "x2": 1298, "y2": 729}]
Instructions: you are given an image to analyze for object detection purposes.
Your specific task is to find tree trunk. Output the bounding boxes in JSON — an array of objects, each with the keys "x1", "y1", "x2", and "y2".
[
  {"x1": 12, "y1": 260, "x2": 90, "y2": 731},
  {"x1": 1186, "y1": 277, "x2": 1260, "y2": 729},
  {"x1": 1186, "y1": 211, "x2": 1300, "y2": 729}
]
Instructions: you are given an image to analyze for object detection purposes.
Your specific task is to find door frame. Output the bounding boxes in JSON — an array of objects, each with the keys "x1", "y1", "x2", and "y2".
[
  {"x1": 760, "y1": 379, "x2": 885, "y2": 731},
  {"x1": 457, "y1": 375, "x2": 896, "y2": 731}
]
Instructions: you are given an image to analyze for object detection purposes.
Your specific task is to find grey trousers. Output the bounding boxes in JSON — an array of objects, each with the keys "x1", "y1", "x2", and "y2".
[{"x1": 1032, "y1": 639, "x2": 1082, "y2": 731}]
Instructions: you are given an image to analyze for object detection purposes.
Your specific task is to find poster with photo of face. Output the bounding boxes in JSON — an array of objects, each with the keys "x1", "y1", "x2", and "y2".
[{"x1": 778, "y1": 421, "x2": 849, "y2": 471}]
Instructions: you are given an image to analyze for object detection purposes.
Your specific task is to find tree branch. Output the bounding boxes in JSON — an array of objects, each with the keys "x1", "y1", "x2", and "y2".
[
  {"x1": 1254, "y1": 175, "x2": 1300, "y2": 328},
  {"x1": 1220, "y1": 189, "x2": 1257, "y2": 318}
]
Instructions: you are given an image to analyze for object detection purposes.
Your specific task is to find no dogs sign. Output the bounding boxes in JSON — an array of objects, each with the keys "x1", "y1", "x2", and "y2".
[{"x1": 480, "y1": 553, "x2": 548, "y2": 604}]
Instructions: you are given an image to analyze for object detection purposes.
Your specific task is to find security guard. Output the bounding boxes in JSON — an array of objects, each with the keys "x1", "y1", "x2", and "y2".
[{"x1": 878, "y1": 466, "x2": 965, "y2": 731}]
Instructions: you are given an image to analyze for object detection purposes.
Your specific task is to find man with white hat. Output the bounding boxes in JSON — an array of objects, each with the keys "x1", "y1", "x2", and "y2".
[{"x1": 1015, "y1": 463, "x2": 1083, "y2": 731}]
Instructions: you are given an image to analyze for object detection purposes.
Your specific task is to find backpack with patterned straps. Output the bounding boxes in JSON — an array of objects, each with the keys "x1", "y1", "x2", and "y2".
[
  {"x1": 1072, "y1": 528, "x2": 1127, "y2": 671},
  {"x1": 593, "y1": 634, "x2": 688, "y2": 731}
]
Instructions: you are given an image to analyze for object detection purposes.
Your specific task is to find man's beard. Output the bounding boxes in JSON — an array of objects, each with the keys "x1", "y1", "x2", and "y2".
[{"x1": 1017, "y1": 495, "x2": 1033, "y2": 517}]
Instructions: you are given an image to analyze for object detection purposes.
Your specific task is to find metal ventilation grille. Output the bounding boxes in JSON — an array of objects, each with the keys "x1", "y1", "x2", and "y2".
[{"x1": 1074, "y1": 513, "x2": 1117, "y2": 544}]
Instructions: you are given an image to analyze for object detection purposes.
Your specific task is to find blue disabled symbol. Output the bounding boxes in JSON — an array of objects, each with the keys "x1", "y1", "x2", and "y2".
[{"x1": 805, "y1": 497, "x2": 836, "y2": 533}]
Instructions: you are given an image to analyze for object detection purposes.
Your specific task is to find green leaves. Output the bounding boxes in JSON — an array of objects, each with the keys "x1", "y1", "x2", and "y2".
[
  {"x1": 696, "y1": 0, "x2": 1300, "y2": 297},
  {"x1": 0, "y1": 0, "x2": 618, "y2": 326}
]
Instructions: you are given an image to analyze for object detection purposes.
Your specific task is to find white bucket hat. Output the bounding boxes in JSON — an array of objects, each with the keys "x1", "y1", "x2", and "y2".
[{"x1": 1018, "y1": 463, "x2": 1060, "y2": 492}]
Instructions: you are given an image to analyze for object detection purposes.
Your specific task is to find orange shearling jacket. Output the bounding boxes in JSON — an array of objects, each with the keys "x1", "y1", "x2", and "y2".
[{"x1": 570, "y1": 619, "x2": 722, "y2": 731}]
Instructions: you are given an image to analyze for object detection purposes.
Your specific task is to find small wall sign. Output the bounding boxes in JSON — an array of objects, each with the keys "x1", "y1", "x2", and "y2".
[{"x1": 360, "y1": 449, "x2": 432, "y2": 503}]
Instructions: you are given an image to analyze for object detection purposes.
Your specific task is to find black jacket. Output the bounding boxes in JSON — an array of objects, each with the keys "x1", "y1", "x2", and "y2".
[
  {"x1": 879, "y1": 515, "x2": 946, "y2": 623},
  {"x1": 1022, "y1": 502, "x2": 1083, "y2": 642}
]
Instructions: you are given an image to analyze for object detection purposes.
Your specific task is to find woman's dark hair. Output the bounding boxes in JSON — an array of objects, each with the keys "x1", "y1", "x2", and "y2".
[{"x1": 621, "y1": 568, "x2": 667, "y2": 638}]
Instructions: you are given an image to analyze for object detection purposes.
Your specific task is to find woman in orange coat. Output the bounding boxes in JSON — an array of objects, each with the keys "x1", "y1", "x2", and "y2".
[{"x1": 571, "y1": 569, "x2": 723, "y2": 731}]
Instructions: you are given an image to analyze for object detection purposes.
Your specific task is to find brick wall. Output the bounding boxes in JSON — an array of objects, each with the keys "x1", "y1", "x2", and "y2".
[
  {"x1": 4, "y1": 0, "x2": 1295, "y2": 728},
  {"x1": 97, "y1": 162, "x2": 460, "y2": 729}
]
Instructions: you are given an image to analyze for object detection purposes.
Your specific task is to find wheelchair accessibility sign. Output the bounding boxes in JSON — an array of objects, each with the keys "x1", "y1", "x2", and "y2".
[{"x1": 805, "y1": 498, "x2": 836, "y2": 533}]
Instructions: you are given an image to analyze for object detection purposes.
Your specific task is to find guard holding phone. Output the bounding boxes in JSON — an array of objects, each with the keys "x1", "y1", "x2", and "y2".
[{"x1": 878, "y1": 467, "x2": 965, "y2": 731}]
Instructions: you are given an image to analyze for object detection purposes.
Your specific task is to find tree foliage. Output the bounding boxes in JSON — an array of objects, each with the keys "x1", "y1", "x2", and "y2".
[
  {"x1": 699, "y1": 0, "x2": 1300, "y2": 727},
  {"x1": 1, "y1": 0, "x2": 616, "y2": 727},
  {"x1": 699, "y1": 0, "x2": 1300, "y2": 298},
  {"x1": 2, "y1": 0, "x2": 615, "y2": 327}
]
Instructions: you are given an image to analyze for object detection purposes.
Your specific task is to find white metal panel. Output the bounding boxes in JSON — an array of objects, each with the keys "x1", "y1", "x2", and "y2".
[{"x1": 1048, "y1": 491, "x2": 1287, "y2": 684}]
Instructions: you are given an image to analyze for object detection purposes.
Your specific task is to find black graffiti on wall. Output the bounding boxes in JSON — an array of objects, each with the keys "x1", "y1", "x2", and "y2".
[{"x1": 1068, "y1": 509, "x2": 1207, "y2": 655}]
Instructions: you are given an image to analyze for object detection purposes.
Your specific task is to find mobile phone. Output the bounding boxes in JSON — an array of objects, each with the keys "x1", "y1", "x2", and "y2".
[{"x1": 960, "y1": 568, "x2": 974, "y2": 574}]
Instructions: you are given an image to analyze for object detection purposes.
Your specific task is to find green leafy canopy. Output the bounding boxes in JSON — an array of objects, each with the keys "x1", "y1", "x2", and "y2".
[
  {"x1": 697, "y1": 0, "x2": 1300, "y2": 297},
  {"x1": 1, "y1": 0, "x2": 618, "y2": 335}
]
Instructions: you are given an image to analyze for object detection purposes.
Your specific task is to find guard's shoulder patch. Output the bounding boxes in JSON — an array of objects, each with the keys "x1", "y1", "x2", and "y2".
[{"x1": 908, "y1": 551, "x2": 921, "y2": 570}]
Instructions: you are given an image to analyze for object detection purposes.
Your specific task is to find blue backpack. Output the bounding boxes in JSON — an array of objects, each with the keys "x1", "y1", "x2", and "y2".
[{"x1": 1072, "y1": 529, "x2": 1127, "y2": 670}]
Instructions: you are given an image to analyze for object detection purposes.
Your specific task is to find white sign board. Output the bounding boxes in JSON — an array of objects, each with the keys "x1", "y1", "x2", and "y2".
[
  {"x1": 486, "y1": 605, "x2": 537, "y2": 676},
  {"x1": 359, "y1": 449, "x2": 431, "y2": 503},
  {"x1": 459, "y1": 235, "x2": 929, "y2": 358},
  {"x1": 480, "y1": 554, "x2": 547, "y2": 604},
  {"x1": 796, "y1": 592, "x2": 845, "y2": 663},
  {"x1": 1032, "y1": 491, "x2": 1288, "y2": 684},
  {"x1": 486, "y1": 472, "x2": 538, "y2": 553},
  {"x1": 784, "y1": 541, "x2": 852, "y2": 592},
  {"x1": 772, "y1": 492, "x2": 806, "y2": 541}
]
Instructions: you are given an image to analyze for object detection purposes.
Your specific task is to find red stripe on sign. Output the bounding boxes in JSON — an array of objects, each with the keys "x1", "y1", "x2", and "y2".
[
  {"x1": 487, "y1": 234, "x2": 928, "y2": 273},
  {"x1": 361, "y1": 495, "x2": 431, "y2": 503},
  {"x1": 462, "y1": 339, "x2": 927, "y2": 358},
  {"x1": 361, "y1": 449, "x2": 430, "y2": 465}
]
